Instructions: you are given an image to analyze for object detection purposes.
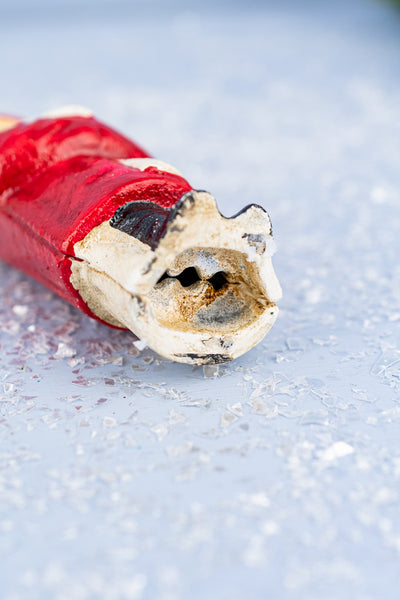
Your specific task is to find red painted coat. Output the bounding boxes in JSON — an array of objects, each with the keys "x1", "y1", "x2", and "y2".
[{"x1": 0, "y1": 115, "x2": 192, "y2": 324}]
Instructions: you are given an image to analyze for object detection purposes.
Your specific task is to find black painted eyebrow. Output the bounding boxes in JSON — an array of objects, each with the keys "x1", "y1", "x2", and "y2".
[{"x1": 110, "y1": 201, "x2": 170, "y2": 250}]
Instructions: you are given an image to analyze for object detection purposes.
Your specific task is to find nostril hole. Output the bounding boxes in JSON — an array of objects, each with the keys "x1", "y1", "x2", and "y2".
[
  {"x1": 157, "y1": 267, "x2": 201, "y2": 287},
  {"x1": 176, "y1": 267, "x2": 201, "y2": 287},
  {"x1": 157, "y1": 268, "x2": 228, "y2": 290},
  {"x1": 208, "y1": 271, "x2": 228, "y2": 291}
]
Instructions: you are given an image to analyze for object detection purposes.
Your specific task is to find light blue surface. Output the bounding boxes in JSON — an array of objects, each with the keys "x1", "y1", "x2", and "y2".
[{"x1": 1, "y1": 1, "x2": 400, "y2": 598}]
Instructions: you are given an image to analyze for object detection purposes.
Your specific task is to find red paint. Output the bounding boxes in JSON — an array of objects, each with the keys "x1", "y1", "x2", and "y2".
[{"x1": 0, "y1": 114, "x2": 192, "y2": 325}]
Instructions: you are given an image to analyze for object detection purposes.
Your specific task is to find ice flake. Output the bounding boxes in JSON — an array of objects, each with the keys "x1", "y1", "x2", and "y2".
[
  {"x1": 179, "y1": 397, "x2": 211, "y2": 408},
  {"x1": 304, "y1": 286, "x2": 322, "y2": 304},
  {"x1": 175, "y1": 463, "x2": 198, "y2": 482},
  {"x1": 371, "y1": 184, "x2": 391, "y2": 204},
  {"x1": 238, "y1": 492, "x2": 270, "y2": 515},
  {"x1": 97, "y1": 354, "x2": 124, "y2": 365},
  {"x1": 166, "y1": 442, "x2": 194, "y2": 457},
  {"x1": 2, "y1": 382, "x2": 15, "y2": 394},
  {"x1": 228, "y1": 402, "x2": 243, "y2": 417},
  {"x1": 248, "y1": 398, "x2": 278, "y2": 418},
  {"x1": 12, "y1": 304, "x2": 28, "y2": 317},
  {"x1": 150, "y1": 423, "x2": 169, "y2": 441},
  {"x1": 133, "y1": 339, "x2": 147, "y2": 351},
  {"x1": 221, "y1": 411, "x2": 238, "y2": 428},
  {"x1": 67, "y1": 357, "x2": 81, "y2": 368},
  {"x1": 168, "y1": 409, "x2": 187, "y2": 425},
  {"x1": 261, "y1": 520, "x2": 280, "y2": 536},
  {"x1": 54, "y1": 342, "x2": 76, "y2": 359},
  {"x1": 320, "y1": 441, "x2": 354, "y2": 462},
  {"x1": 373, "y1": 487, "x2": 397, "y2": 505},
  {"x1": 203, "y1": 364, "x2": 220, "y2": 378},
  {"x1": 75, "y1": 444, "x2": 84, "y2": 456}
]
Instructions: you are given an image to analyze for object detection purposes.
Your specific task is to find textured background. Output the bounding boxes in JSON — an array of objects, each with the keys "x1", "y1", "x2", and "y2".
[{"x1": 1, "y1": 1, "x2": 400, "y2": 599}]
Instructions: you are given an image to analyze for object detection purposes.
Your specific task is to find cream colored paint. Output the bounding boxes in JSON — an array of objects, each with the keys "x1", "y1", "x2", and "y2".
[
  {"x1": 70, "y1": 190, "x2": 282, "y2": 364},
  {"x1": 0, "y1": 116, "x2": 20, "y2": 133},
  {"x1": 119, "y1": 158, "x2": 183, "y2": 177},
  {"x1": 39, "y1": 106, "x2": 94, "y2": 119}
]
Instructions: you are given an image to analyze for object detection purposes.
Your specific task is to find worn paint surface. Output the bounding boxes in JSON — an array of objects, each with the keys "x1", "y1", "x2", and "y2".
[
  {"x1": 0, "y1": 109, "x2": 281, "y2": 363},
  {"x1": 0, "y1": 114, "x2": 280, "y2": 363}
]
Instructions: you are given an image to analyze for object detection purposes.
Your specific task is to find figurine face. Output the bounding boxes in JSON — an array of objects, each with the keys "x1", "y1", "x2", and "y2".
[
  {"x1": 149, "y1": 246, "x2": 268, "y2": 334},
  {"x1": 71, "y1": 190, "x2": 281, "y2": 364}
]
